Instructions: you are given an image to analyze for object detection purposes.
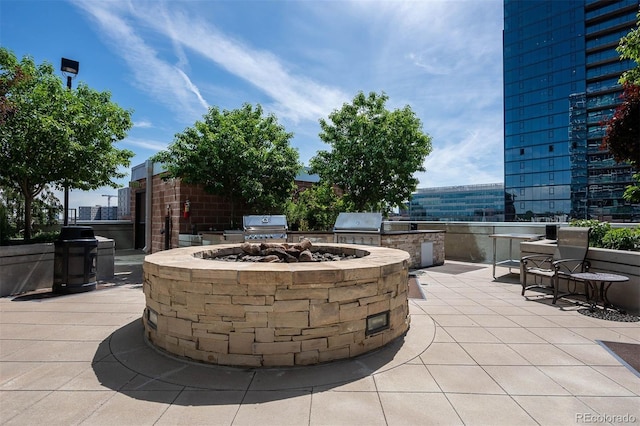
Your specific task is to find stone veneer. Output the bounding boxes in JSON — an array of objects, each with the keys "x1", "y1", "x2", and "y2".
[{"x1": 143, "y1": 244, "x2": 410, "y2": 367}]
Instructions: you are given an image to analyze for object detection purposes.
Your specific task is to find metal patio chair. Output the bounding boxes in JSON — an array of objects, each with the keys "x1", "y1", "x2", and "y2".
[{"x1": 520, "y1": 227, "x2": 591, "y2": 304}]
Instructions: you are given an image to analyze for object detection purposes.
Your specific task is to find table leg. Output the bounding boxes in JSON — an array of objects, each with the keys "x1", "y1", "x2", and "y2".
[
  {"x1": 585, "y1": 280, "x2": 597, "y2": 312},
  {"x1": 508, "y1": 239, "x2": 513, "y2": 274},
  {"x1": 492, "y1": 238, "x2": 497, "y2": 279}
]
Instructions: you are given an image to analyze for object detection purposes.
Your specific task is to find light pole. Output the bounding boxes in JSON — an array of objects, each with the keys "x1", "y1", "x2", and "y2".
[{"x1": 60, "y1": 58, "x2": 79, "y2": 226}]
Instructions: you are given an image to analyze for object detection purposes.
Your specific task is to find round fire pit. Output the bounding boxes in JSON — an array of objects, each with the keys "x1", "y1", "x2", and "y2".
[{"x1": 143, "y1": 243, "x2": 410, "y2": 367}]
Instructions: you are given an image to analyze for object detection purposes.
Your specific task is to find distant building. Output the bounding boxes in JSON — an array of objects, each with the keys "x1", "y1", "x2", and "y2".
[
  {"x1": 118, "y1": 187, "x2": 131, "y2": 220},
  {"x1": 409, "y1": 183, "x2": 505, "y2": 222},
  {"x1": 78, "y1": 206, "x2": 118, "y2": 221},
  {"x1": 503, "y1": 0, "x2": 639, "y2": 221}
]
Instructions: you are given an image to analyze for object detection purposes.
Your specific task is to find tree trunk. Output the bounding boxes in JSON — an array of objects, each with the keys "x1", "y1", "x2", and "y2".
[{"x1": 23, "y1": 193, "x2": 32, "y2": 242}]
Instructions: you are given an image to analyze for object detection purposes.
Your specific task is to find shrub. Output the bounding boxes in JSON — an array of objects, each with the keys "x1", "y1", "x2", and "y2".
[
  {"x1": 569, "y1": 219, "x2": 611, "y2": 247},
  {"x1": 601, "y1": 228, "x2": 640, "y2": 251}
]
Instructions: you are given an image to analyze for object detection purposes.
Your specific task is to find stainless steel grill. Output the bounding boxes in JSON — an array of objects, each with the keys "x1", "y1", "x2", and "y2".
[
  {"x1": 243, "y1": 215, "x2": 288, "y2": 243},
  {"x1": 333, "y1": 212, "x2": 382, "y2": 245}
]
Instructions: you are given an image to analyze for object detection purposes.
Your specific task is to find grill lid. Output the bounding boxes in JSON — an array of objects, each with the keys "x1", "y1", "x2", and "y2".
[
  {"x1": 333, "y1": 212, "x2": 382, "y2": 233},
  {"x1": 243, "y1": 215, "x2": 288, "y2": 231}
]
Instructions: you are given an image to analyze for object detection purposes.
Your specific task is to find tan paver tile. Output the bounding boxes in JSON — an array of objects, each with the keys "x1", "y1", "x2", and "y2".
[
  {"x1": 488, "y1": 306, "x2": 533, "y2": 316},
  {"x1": 591, "y1": 366, "x2": 640, "y2": 395},
  {"x1": 0, "y1": 390, "x2": 50, "y2": 423},
  {"x1": 420, "y1": 342, "x2": 476, "y2": 365},
  {"x1": 555, "y1": 343, "x2": 625, "y2": 366},
  {"x1": 466, "y1": 314, "x2": 519, "y2": 327},
  {"x1": 314, "y1": 376, "x2": 377, "y2": 392},
  {"x1": 0, "y1": 361, "x2": 88, "y2": 390},
  {"x1": 509, "y1": 343, "x2": 583, "y2": 366},
  {"x1": 460, "y1": 343, "x2": 531, "y2": 366},
  {"x1": 446, "y1": 393, "x2": 537, "y2": 425},
  {"x1": 483, "y1": 365, "x2": 570, "y2": 395},
  {"x1": 513, "y1": 395, "x2": 598, "y2": 425},
  {"x1": 539, "y1": 366, "x2": 636, "y2": 396},
  {"x1": 379, "y1": 392, "x2": 463, "y2": 425},
  {"x1": 528, "y1": 327, "x2": 594, "y2": 344},
  {"x1": 4, "y1": 390, "x2": 113, "y2": 426},
  {"x1": 373, "y1": 364, "x2": 440, "y2": 392},
  {"x1": 427, "y1": 365, "x2": 504, "y2": 394},
  {"x1": 1, "y1": 340, "x2": 99, "y2": 362},
  {"x1": 155, "y1": 390, "x2": 244, "y2": 425},
  {"x1": 59, "y1": 361, "x2": 138, "y2": 391},
  {"x1": 456, "y1": 305, "x2": 497, "y2": 315},
  {"x1": 429, "y1": 314, "x2": 478, "y2": 327},
  {"x1": 578, "y1": 396, "x2": 640, "y2": 422},
  {"x1": 0, "y1": 340, "x2": 37, "y2": 359},
  {"x1": 80, "y1": 390, "x2": 179, "y2": 425},
  {"x1": 485, "y1": 327, "x2": 547, "y2": 343},
  {"x1": 571, "y1": 327, "x2": 640, "y2": 343},
  {"x1": 504, "y1": 315, "x2": 563, "y2": 328},
  {"x1": 546, "y1": 314, "x2": 606, "y2": 328},
  {"x1": 441, "y1": 326, "x2": 502, "y2": 343},
  {"x1": 310, "y1": 390, "x2": 386, "y2": 426},
  {"x1": 432, "y1": 327, "x2": 455, "y2": 343},
  {"x1": 422, "y1": 305, "x2": 463, "y2": 315},
  {"x1": 233, "y1": 390, "x2": 311, "y2": 426}
]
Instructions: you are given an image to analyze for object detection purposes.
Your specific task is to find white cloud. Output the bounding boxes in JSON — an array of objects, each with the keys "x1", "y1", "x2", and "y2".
[
  {"x1": 72, "y1": 1, "x2": 209, "y2": 123},
  {"x1": 121, "y1": 137, "x2": 168, "y2": 152},
  {"x1": 129, "y1": 3, "x2": 349, "y2": 123},
  {"x1": 71, "y1": 0, "x2": 505, "y2": 188},
  {"x1": 133, "y1": 120, "x2": 153, "y2": 128}
]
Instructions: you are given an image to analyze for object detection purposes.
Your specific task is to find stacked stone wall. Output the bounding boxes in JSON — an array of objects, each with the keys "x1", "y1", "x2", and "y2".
[
  {"x1": 381, "y1": 231, "x2": 445, "y2": 268},
  {"x1": 143, "y1": 244, "x2": 410, "y2": 367}
]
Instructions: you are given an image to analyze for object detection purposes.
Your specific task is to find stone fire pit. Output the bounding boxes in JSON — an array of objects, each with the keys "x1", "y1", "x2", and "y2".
[{"x1": 142, "y1": 243, "x2": 410, "y2": 367}]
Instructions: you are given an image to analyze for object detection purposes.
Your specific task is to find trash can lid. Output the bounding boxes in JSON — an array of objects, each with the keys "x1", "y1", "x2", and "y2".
[{"x1": 59, "y1": 226, "x2": 95, "y2": 240}]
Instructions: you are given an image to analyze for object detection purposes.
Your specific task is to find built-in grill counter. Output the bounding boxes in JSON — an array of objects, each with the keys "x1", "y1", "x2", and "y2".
[
  {"x1": 333, "y1": 212, "x2": 445, "y2": 268},
  {"x1": 333, "y1": 212, "x2": 382, "y2": 246},
  {"x1": 243, "y1": 215, "x2": 288, "y2": 243}
]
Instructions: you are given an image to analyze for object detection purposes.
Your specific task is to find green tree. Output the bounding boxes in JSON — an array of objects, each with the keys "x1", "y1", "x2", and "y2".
[
  {"x1": 601, "y1": 13, "x2": 640, "y2": 203},
  {"x1": 310, "y1": 91, "x2": 432, "y2": 214},
  {"x1": 286, "y1": 183, "x2": 350, "y2": 231},
  {"x1": 0, "y1": 48, "x2": 134, "y2": 241},
  {"x1": 618, "y1": 12, "x2": 640, "y2": 86},
  {"x1": 153, "y1": 104, "x2": 301, "y2": 227}
]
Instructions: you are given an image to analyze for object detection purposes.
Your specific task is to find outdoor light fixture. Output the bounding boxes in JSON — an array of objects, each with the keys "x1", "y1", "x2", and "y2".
[
  {"x1": 60, "y1": 57, "x2": 79, "y2": 73},
  {"x1": 365, "y1": 311, "x2": 390, "y2": 335},
  {"x1": 60, "y1": 57, "x2": 79, "y2": 225},
  {"x1": 146, "y1": 308, "x2": 158, "y2": 329}
]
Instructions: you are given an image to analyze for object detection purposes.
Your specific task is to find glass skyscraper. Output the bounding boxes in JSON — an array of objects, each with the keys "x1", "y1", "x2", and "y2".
[
  {"x1": 409, "y1": 183, "x2": 505, "y2": 222},
  {"x1": 503, "y1": 0, "x2": 639, "y2": 222}
]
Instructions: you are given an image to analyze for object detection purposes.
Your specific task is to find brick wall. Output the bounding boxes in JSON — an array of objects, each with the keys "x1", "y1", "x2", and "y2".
[{"x1": 132, "y1": 174, "x2": 316, "y2": 253}]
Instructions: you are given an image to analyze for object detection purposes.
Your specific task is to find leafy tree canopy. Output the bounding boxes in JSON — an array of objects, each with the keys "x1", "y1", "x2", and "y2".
[
  {"x1": 0, "y1": 48, "x2": 134, "y2": 240},
  {"x1": 618, "y1": 12, "x2": 640, "y2": 85},
  {"x1": 601, "y1": 14, "x2": 640, "y2": 203},
  {"x1": 286, "y1": 183, "x2": 350, "y2": 231},
  {"x1": 310, "y1": 91, "x2": 432, "y2": 214},
  {"x1": 153, "y1": 103, "x2": 301, "y2": 224},
  {"x1": 601, "y1": 83, "x2": 639, "y2": 168}
]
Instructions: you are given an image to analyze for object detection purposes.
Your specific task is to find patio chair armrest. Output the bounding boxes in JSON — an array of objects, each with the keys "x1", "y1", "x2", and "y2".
[
  {"x1": 521, "y1": 254, "x2": 553, "y2": 268},
  {"x1": 552, "y1": 258, "x2": 590, "y2": 274}
]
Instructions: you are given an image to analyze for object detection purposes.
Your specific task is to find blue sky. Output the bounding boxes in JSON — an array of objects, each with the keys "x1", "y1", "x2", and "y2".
[{"x1": 1, "y1": 0, "x2": 504, "y2": 211}]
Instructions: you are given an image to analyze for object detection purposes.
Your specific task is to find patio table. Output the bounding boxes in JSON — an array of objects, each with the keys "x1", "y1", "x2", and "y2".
[
  {"x1": 489, "y1": 233, "x2": 543, "y2": 278},
  {"x1": 571, "y1": 272, "x2": 629, "y2": 312}
]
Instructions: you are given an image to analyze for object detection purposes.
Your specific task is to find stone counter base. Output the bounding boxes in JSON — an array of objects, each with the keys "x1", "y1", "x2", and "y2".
[{"x1": 143, "y1": 244, "x2": 411, "y2": 367}]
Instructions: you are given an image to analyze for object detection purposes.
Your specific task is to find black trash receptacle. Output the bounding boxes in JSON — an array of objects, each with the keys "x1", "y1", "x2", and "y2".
[
  {"x1": 53, "y1": 226, "x2": 98, "y2": 293},
  {"x1": 545, "y1": 224, "x2": 558, "y2": 240}
]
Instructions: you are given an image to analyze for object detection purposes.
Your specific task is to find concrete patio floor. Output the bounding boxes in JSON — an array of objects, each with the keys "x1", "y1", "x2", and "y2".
[{"x1": 1, "y1": 254, "x2": 638, "y2": 425}]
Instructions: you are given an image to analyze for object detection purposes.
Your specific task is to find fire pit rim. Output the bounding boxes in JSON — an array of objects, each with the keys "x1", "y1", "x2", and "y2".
[{"x1": 144, "y1": 243, "x2": 410, "y2": 274}]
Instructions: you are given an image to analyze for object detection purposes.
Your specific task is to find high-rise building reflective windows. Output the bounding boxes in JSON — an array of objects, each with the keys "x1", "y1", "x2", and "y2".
[
  {"x1": 409, "y1": 184, "x2": 505, "y2": 222},
  {"x1": 503, "y1": 0, "x2": 639, "y2": 221}
]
